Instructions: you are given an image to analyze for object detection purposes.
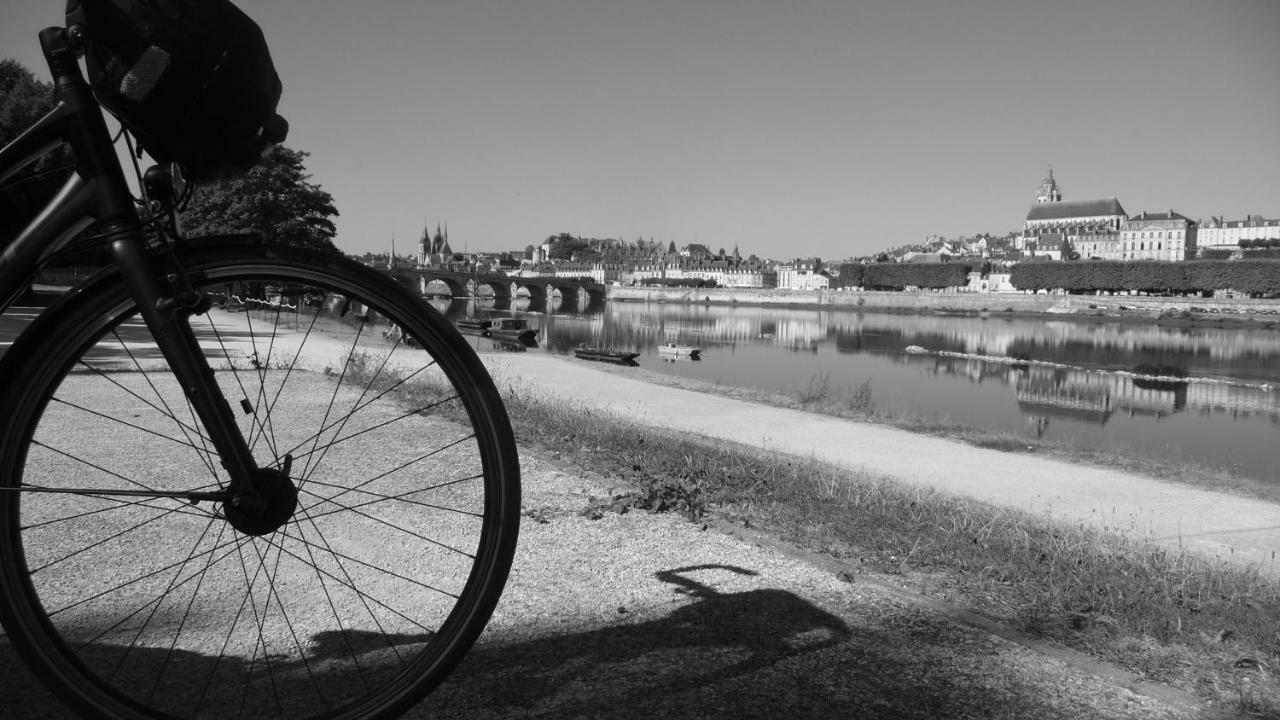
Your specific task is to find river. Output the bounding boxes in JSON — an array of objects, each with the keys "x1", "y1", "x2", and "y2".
[{"x1": 436, "y1": 296, "x2": 1280, "y2": 485}]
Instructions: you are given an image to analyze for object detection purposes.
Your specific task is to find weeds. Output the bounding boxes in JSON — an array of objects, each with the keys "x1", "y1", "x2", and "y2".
[
  {"x1": 337, "y1": 357, "x2": 1280, "y2": 714},
  {"x1": 497, "y1": 387, "x2": 1280, "y2": 714},
  {"x1": 789, "y1": 372, "x2": 876, "y2": 417}
]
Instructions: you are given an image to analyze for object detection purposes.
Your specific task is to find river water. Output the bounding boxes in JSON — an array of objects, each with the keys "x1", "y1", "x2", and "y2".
[{"x1": 434, "y1": 297, "x2": 1280, "y2": 485}]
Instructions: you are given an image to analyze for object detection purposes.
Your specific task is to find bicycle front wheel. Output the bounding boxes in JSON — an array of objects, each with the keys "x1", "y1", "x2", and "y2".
[{"x1": 0, "y1": 241, "x2": 520, "y2": 719}]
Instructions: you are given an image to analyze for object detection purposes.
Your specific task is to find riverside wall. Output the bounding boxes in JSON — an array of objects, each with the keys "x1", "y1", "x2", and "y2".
[{"x1": 606, "y1": 286, "x2": 1280, "y2": 321}]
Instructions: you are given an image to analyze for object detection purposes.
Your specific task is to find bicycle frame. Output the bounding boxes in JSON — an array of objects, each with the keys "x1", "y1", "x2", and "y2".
[{"x1": 0, "y1": 27, "x2": 264, "y2": 508}]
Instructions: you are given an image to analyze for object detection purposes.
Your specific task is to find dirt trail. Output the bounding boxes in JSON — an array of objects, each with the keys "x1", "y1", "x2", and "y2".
[
  {"x1": 482, "y1": 353, "x2": 1280, "y2": 580},
  {"x1": 0, "y1": 312, "x2": 1246, "y2": 718}
]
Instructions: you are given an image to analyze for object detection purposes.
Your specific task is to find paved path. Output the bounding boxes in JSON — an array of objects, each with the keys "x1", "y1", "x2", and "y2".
[{"x1": 482, "y1": 354, "x2": 1280, "y2": 579}]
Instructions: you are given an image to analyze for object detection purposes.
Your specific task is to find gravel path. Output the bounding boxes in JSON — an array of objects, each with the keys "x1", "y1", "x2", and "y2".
[
  {"x1": 0, "y1": 313, "x2": 1239, "y2": 718},
  {"x1": 482, "y1": 353, "x2": 1280, "y2": 581},
  {"x1": 399, "y1": 449, "x2": 1205, "y2": 720}
]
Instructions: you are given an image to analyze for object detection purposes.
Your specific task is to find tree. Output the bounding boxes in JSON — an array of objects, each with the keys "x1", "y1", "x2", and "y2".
[
  {"x1": 180, "y1": 145, "x2": 340, "y2": 252},
  {"x1": 0, "y1": 59, "x2": 72, "y2": 242},
  {"x1": 1059, "y1": 238, "x2": 1080, "y2": 261}
]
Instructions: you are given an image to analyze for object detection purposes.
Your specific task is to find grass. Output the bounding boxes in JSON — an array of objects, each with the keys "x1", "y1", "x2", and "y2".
[
  {"x1": 591, "y1": 364, "x2": 1280, "y2": 506},
  {"x1": 497, "y1": 390, "x2": 1280, "y2": 715},
  {"x1": 339, "y1": 346, "x2": 1280, "y2": 715}
]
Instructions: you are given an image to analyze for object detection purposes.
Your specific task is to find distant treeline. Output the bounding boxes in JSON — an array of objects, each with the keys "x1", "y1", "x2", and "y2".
[{"x1": 1010, "y1": 260, "x2": 1280, "y2": 296}]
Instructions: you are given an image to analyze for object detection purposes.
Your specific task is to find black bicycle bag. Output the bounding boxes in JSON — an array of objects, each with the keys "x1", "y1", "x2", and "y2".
[{"x1": 65, "y1": 0, "x2": 288, "y2": 181}]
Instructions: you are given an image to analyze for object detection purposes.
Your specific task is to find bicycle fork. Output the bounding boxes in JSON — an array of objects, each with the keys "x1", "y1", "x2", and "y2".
[{"x1": 107, "y1": 225, "x2": 297, "y2": 536}]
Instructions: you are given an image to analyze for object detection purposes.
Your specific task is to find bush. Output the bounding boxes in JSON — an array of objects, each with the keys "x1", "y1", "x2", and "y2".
[
  {"x1": 863, "y1": 262, "x2": 971, "y2": 290},
  {"x1": 1011, "y1": 259, "x2": 1280, "y2": 296}
]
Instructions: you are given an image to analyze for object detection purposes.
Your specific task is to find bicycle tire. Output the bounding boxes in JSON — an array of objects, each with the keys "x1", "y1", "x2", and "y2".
[{"x1": 0, "y1": 239, "x2": 521, "y2": 719}]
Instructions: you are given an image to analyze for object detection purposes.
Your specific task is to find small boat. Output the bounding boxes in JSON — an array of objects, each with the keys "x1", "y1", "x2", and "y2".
[
  {"x1": 574, "y1": 347, "x2": 639, "y2": 365},
  {"x1": 657, "y1": 342, "x2": 701, "y2": 357},
  {"x1": 487, "y1": 317, "x2": 538, "y2": 346},
  {"x1": 455, "y1": 318, "x2": 491, "y2": 336},
  {"x1": 904, "y1": 345, "x2": 928, "y2": 354}
]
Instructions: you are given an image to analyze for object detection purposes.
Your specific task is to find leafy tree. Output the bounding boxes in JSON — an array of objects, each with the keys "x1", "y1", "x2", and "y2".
[
  {"x1": 181, "y1": 145, "x2": 339, "y2": 252},
  {"x1": 544, "y1": 233, "x2": 590, "y2": 260},
  {"x1": 1059, "y1": 238, "x2": 1080, "y2": 261},
  {"x1": 0, "y1": 59, "x2": 72, "y2": 242}
]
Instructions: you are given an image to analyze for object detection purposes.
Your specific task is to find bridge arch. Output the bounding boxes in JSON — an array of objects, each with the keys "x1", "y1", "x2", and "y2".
[
  {"x1": 474, "y1": 280, "x2": 512, "y2": 300},
  {"x1": 515, "y1": 282, "x2": 548, "y2": 303},
  {"x1": 419, "y1": 275, "x2": 467, "y2": 298}
]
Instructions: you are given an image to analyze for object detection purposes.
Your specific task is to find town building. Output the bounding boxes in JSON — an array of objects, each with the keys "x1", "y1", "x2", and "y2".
[
  {"x1": 1020, "y1": 170, "x2": 1127, "y2": 257},
  {"x1": 1118, "y1": 211, "x2": 1197, "y2": 261},
  {"x1": 1197, "y1": 215, "x2": 1280, "y2": 254},
  {"x1": 776, "y1": 260, "x2": 829, "y2": 290},
  {"x1": 417, "y1": 222, "x2": 453, "y2": 267}
]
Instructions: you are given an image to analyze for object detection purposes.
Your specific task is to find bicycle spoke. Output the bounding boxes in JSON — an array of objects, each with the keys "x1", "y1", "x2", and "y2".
[
  {"x1": 48, "y1": 396, "x2": 220, "y2": 455},
  {"x1": 299, "y1": 315, "x2": 370, "y2": 481},
  {"x1": 108, "y1": 329, "x2": 223, "y2": 483},
  {"x1": 300, "y1": 473, "x2": 485, "y2": 523},
  {"x1": 1, "y1": 250, "x2": 518, "y2": 719},
  {"x1": 286, "y1": 395, "x2": 463, "y2": 472}
]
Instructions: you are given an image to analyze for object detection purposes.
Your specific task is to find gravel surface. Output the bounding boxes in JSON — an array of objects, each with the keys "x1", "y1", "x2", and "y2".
[
  {"x1": 404, "y1": 451, "x2": 1204, "y2": 719},
  {"x1": 0, "y1": 316, "x2": 1231, "y2": 719}
]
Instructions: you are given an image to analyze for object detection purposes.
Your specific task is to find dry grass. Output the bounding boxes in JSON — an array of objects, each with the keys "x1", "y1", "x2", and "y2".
[
  {"x1": 498, "y1": 388, "x2": 1280, "y2": 717},
  {"x1": 337, "y1": 350, "x2": 1280, "y2": 716}
]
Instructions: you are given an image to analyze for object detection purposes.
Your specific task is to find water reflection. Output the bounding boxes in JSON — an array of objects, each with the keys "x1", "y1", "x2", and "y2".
[{"x1": 435, "y1": 297, "x2": 1280, "y2": 483}]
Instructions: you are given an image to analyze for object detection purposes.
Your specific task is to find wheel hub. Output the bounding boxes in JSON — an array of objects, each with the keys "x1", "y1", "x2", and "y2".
[{"x1": 223, "y1": 467, "x2": 298, "y2": 536}]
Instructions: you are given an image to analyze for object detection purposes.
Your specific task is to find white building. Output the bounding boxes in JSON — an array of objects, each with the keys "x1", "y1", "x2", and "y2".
[
  {"x1": 775, "y1": 264, "x2": 830, "y2": 290},
  {"x1": 1197, "y1": 215, "x2": 1280, "y2": 253},
  {"x1": 1118, "y1": 211, "x2": 1197, "y2": 261}
]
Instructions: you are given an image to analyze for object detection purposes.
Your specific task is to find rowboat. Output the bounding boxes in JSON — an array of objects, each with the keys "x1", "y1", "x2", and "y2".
[
  {"x1": 657, "y1": 342, "x2": 701, "y2": 357},
  {"x1": 455, "y1": 318, "x2": 491, "y2": 335}
]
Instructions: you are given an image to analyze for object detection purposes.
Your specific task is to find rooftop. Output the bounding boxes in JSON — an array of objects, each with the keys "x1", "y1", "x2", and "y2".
[{"x1": 1026, "y1": 198, "x2": 1127, "y2": 222}]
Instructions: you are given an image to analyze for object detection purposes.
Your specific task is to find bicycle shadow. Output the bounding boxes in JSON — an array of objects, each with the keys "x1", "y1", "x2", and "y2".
[
  {"x1": 414, "y1": 563, "x2": 858, "y2": 717},
  {"x1": 0, "y1": 563, "x2": 1045, "y2": 718}
]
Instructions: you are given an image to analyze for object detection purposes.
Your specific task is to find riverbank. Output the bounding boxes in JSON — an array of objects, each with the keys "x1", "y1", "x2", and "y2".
[
  {"x1": 484, "y1": 354, "x2": 1280, "y2": 578},
  {"x1": 609, "y1": 286, "x2": 1280, "y2": 327},
  {"x1": 479, "y1": 352, "x2": 1280, "y2": 715}
]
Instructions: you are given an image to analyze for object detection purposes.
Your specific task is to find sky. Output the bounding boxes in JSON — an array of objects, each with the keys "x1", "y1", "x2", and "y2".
[{"x1": 3, "y1": 0, "x2": 1278, "y2": 260}]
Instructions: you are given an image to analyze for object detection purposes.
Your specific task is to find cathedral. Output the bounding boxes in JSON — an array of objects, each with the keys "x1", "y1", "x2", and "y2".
[
  {"x1": 417, "y1": 222, "x2": 454, "y2": 267},
  {"x1": 1020, "y1": 170, "x2": 1126, "y2": 256}
]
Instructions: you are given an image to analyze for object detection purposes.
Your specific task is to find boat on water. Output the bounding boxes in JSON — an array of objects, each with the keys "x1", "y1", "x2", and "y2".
[
  {"x1": 455, "y1": 318, "x2": 491, "y2": 336},
  {"x1": 487, "y1": 317, "x2": 538, "y2": 346},
  {"x1": 573, "y1": 346, "x2": 640, "y2": 365},
  {"x1": 657, "y1": 342, "x2": 701, "y2": 357}
]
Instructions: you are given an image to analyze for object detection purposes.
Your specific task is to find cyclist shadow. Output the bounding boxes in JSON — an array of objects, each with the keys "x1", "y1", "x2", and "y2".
[
  {"x1": 0, "y1": 564, "x2": 852, "y2": 718},
  {"x1": 414, "y1": 563, "x2": 856, "y2": 716}
]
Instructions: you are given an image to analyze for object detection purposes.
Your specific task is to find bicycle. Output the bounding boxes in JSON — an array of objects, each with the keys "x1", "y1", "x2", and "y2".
[{"x1": 0, "y1": 10, "x2": 520, "y2": 720}]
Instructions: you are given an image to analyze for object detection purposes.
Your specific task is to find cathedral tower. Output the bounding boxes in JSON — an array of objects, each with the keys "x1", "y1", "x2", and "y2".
[{"x1": 1035, "y1": 169, "x2": 1062, "y2": 204}]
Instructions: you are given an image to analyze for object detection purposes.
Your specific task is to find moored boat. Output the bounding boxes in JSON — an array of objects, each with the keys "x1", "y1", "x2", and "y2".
[
  {"x1": 657, "y1": 342, "x2": 701, "y2": 357},
  {"x1": 455, "y1": 318, "x2": 491, "y2": 336},
  {"x1": 574, "y1": 346, "x2": 639, "y2": 365},
  {"x1": 488, "y1": 317, "x2": 538, "y2": 346}
]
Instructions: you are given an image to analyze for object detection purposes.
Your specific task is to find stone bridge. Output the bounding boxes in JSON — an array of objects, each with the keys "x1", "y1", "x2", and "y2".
[{"x1": 390, "y1": 268, "x2": 607, "y2": 312}]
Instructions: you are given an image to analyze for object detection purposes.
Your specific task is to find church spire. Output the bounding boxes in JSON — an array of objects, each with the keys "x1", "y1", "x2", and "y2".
[{"x1": 1035, "y1": 168, "x2": 1062, "y2": 204}]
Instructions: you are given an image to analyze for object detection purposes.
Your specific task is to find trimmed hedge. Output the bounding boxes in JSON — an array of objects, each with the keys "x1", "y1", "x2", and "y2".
[
  {"x1": 640, "y1": 277, "x2": 719, "y2": 288},
  {"x1": 862, "y1": 262, "x2": 972, "y2": 290},
  {"x1": 832, "y1": 263, "x2": 864, "y2": 288},
  {"x1": 1010, "y1": 260, "x2": 1280, "y2": 296}
]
